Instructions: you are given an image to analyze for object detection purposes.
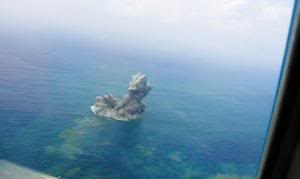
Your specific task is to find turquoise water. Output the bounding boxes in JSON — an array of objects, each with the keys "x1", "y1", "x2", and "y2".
[{"x1": 0, "y1": 34, "x2": 278, "y2": 178}]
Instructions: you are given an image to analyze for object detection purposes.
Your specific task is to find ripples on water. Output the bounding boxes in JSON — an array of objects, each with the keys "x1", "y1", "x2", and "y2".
[{"x1": 0, "y1": 35, "x2": 277, "y2": 178}]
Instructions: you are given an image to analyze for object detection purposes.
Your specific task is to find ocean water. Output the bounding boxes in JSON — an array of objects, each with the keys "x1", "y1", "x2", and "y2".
[{"x1": 0, "y1": 34, "x2": 278, "y2": 178}]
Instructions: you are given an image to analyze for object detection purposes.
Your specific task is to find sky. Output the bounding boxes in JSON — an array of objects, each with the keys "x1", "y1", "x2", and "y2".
[{"x1": 0, "y1": 0, "x2": 295, "y2": 69}]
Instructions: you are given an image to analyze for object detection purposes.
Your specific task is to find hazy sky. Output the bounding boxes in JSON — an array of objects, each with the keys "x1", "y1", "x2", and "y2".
[{"x1": 0, "y1": 0, "x2": 295, "y2": 69}]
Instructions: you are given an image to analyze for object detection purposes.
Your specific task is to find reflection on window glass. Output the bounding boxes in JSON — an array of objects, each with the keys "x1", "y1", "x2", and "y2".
[{"x1": 0, "y1": 0, "x2": 294, "y2": 178}]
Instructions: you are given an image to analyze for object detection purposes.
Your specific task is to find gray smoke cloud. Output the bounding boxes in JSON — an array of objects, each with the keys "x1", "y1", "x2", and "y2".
[{"x1": 91, "y1": 73, "x2": 152, "y2": 120}]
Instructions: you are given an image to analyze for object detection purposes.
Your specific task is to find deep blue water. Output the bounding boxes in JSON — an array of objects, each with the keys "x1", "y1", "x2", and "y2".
[{"x1": 0, "y1": 34, "x2": 278, "y2": 178}]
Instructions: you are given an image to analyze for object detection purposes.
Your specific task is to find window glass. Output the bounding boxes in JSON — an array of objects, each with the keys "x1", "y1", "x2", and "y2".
[{"x1": 0, "y1": 0, "x2": 294, "y2": 178}]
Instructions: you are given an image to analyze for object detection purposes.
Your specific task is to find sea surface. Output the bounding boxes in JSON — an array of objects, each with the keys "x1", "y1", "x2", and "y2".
[{"x1": 0, "y1": 33, "x2": 279, "y2": 178}]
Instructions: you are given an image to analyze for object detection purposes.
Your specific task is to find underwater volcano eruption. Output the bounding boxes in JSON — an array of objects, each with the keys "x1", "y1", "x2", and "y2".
[{"x1": 91, "y1": 73, "x2": 152, "y2": 120}]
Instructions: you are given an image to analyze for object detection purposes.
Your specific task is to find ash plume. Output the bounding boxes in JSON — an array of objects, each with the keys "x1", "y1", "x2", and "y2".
[{"x1": 91, "y1": 73, "x2": 152, "y2": 120}]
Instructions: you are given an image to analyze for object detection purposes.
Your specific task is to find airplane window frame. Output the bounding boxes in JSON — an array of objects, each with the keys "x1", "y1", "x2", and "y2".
[{"x1": 257, "y1": 1, "x2": 300, "y2": 178}]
